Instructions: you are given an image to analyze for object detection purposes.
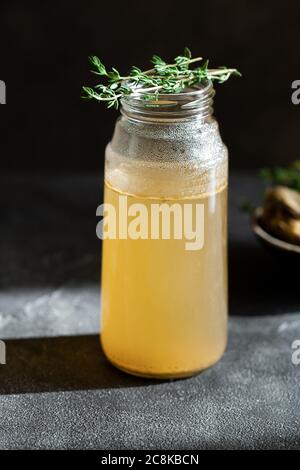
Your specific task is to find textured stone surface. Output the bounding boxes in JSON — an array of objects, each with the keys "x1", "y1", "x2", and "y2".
[{"x1": 0, "y1": 173, "x2": 300, "y2": 450}]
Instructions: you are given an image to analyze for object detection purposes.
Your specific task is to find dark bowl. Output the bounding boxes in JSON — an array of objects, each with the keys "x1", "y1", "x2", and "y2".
[{"x1": 252, "y1": 207, "x2": 300, "y2": 259}]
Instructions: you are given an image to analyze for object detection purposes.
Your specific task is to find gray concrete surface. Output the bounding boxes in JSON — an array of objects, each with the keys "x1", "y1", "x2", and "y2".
[{"x1": 0, "y1": 173, "x2": 299, "y2": 449}]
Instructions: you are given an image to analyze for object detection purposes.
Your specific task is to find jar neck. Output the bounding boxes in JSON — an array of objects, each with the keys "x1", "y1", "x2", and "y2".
[{"x1": 120, "y1": 81, "x2": 215, "y2": 124}]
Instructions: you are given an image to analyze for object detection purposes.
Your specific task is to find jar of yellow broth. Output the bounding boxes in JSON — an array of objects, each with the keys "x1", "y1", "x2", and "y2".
[{"x1": 100, "y1": 82, "x2": 228, "y2": 378}]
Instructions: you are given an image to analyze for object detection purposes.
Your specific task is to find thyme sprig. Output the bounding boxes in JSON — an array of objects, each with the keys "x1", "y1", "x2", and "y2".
[{"x1": 83, "y1": 48, "x2": 241, "y2": 109}]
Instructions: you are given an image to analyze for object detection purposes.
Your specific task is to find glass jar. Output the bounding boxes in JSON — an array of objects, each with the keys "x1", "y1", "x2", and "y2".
[{"x1": 100, "y1": 82, "x2": 228, "y2": 379}]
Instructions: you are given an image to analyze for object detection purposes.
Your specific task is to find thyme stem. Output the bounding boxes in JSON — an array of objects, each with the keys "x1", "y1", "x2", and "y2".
[{"x1": 83, "y1": 48, "x2": 240, "y2": 109}]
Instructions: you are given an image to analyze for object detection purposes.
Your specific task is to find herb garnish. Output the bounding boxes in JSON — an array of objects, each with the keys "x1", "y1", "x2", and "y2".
[{"x1": 83, "y1": 47, "x2": 241, "y2": 109}]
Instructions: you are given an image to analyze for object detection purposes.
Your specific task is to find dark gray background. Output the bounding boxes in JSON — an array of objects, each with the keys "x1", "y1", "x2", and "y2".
[{"x1": 0, "y1": 0, "x2": 299, "y2": 172}]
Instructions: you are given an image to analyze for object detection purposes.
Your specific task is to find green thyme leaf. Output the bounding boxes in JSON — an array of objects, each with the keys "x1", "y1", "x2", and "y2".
[{"x1": 82, "y1": 48, "x2": 240, "y2": 108}]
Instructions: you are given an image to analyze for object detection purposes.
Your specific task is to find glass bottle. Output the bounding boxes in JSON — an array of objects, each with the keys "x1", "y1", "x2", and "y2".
[{"x1": 100, "y1": 82, "x2": 228, "y2": 378}]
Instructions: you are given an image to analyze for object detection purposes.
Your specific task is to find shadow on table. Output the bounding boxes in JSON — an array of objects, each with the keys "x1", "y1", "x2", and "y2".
[{"x1": 0, "y1": 335, "x2": 163, "y2": 395}]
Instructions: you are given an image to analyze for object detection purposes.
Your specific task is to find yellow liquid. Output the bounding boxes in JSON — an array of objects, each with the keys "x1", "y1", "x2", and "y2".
[{"x1": 101, "y1": 180, "x2": 228, "y2": 378}]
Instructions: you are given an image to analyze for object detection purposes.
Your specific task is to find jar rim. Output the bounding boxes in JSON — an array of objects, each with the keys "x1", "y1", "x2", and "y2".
[
  {"x1": 122, "y1": 80, "x2": 213, "y2": 103},
  {"x1": 120, "y1": 81, "x2": 215, "y2": 121}
]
